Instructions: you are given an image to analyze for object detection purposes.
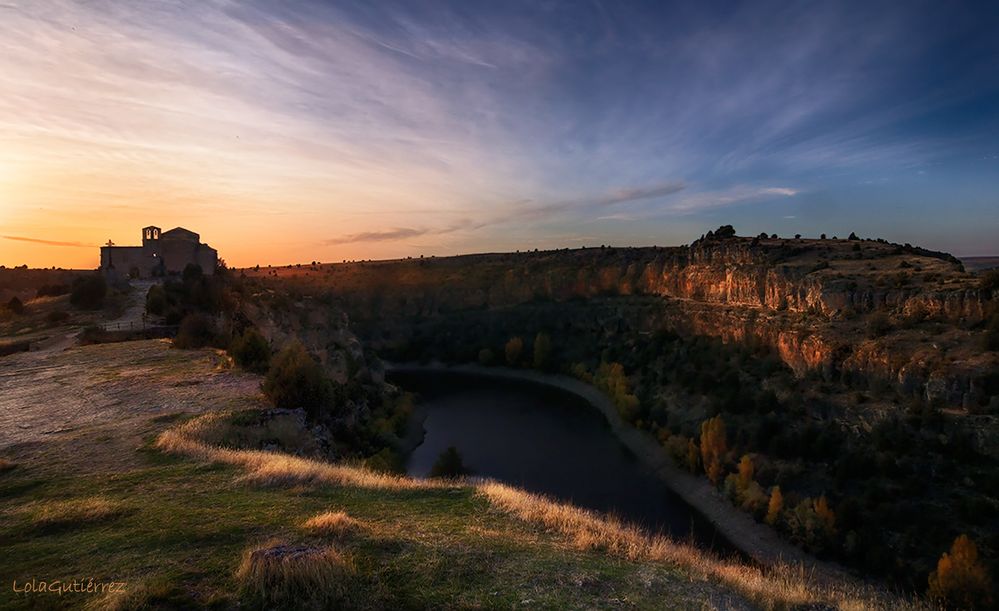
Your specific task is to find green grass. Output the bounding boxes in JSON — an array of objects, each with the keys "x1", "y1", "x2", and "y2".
[{"x1": 0, "y1": 451, "x2": 730, "y2": 610}]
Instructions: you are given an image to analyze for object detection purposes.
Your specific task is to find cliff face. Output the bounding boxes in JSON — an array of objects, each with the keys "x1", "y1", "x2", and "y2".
[{"x1": 246, "y1": 236, "x2": 997, "y2": 408}]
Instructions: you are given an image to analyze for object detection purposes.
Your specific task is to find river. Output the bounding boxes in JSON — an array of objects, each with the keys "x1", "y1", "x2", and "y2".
[{"x1": 389, "y1": 369, "x2": 733, "y2": 554}]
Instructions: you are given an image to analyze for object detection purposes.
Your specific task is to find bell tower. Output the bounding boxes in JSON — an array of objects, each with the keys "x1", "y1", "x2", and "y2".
[{"x1": 142, "y1": 226, "x2": 161, "y2": 246}]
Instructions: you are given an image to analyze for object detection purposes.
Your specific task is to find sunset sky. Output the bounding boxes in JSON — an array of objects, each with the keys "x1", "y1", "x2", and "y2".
[{"x1": 1, "y1": 0, "x2": 998, "y2": 269}]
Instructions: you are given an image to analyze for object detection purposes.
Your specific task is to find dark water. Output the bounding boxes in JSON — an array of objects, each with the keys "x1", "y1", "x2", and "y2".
[{"x1": 389, "y1": 370, "x2": 733, "y2": 554}]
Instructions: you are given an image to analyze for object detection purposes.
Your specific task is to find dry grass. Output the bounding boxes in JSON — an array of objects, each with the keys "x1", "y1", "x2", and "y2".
[
  {"x1": 302, "y1": 510, "x2": 363, "y2": 537},
  {"x1": 236, "y1": 540, "x2": 358, "y2": 609},
  {"x1": 156, "y1": 412, "x2": 450, "y2": 491},
  {"x1": 480, "y1": 481, "x2": 916, "y2": 611},
  {"x1": 156, "y1": 412, "x2": 919, "y2": 610},
  {"x1": 29, "y1": 496, "x2": 127, "y2": 529}
]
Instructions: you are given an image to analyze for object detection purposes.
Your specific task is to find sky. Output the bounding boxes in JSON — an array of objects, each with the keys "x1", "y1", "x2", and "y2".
[{"x1": 1, "y1": 0, "x2": 998, "y2": 269}]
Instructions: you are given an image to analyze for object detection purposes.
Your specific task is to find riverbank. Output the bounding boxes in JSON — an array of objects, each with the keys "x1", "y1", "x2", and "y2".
[{"x1": 386, "y1": 361, "x2": 853, "y2": 582}]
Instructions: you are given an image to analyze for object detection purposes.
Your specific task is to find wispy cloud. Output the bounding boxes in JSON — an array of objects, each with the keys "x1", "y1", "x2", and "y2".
[
  {"x1": 666, "y1": 185, "x2": 798, "y2": 214},
  {"x1": 1, "y1": 0, "x2": 996, "y2": 265},
  {"x1": 2, "y1": 235, "x2": 93, "y2": 248}
]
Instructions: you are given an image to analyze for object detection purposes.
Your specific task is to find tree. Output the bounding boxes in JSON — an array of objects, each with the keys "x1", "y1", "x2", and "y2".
[
  {"x1": 928, "y1": 534, "x2": 993, "y2": 609},
  {"x1": 173, "y1": 313, "x2": 216, "y2": 349},
  {"x1": 70, "y1": 274, "x2": 107, "y2": 310},
  {"x1": 700, "y1": 416, "x2": 727, "y2": 485},
  {"x1": 230, "y1": 328, "x2": 271, "y2": 373},
  {"x1": 848, "y1": 232, "x2": 859, "y2": 240},
  {"x1": 686, "y1": 438, "x2": 700, "y2": 473},
  {"x1": 813, "y1": 495, "x2": 836, "y2": 538},
  {"x1": 262, "y1": 340, "x2": 334, "y2": 420},
  {"x1": 714, "y1": 225, "x2": 736, "y2": 239},
  {"x1": 145, "y1": 284, "x2": 168, "y2": 316},
  {"x1": 504, "y1": 337, "x2": 523, "y2": 366},
  {"x1": 182, "y1": 263, "x2": 203, "y2": 284},
  {"x1": 430, "y1": 446, "x2": 467, "y2": 478},
  {"x1": 533, "y1": 332, "x2": 552, "y2": 370},
  {"x1": 765, "y1": 486, "x2": 783, "y2": 525},
  {"x1": 737, "y1": 454, "x2": 754, "y2": 491}
]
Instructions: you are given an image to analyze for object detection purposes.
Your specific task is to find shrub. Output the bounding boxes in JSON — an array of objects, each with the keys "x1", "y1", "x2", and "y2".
[
  {"x1": 70, "y1": 274, "x2": 107, "y2": 309},
  {"x1": 4, "y1": 296, "x2": 24, "y2": 315},
  {"x1": 145, "y1": 284, "x2": 168, "y2": 316},
  {"x1": 429, "y1": 446, "x2": 466, "y2": 478},
  {"x1": 928, "y1": 534, "x2": 993, "y2": 609},
  {"x1": 504, "y1": 336, "x2": 523, "y2": 366},
  {"x1": 866, "y1": 312, "x2": 892, "y2": 339},
  {"x1": 230, "y1": 328, "x2": 271, "y2": 373},
  {"x1": 262, "y1": 341, "x2": 334, "y2": 420},
  {"x1": 362, "y1": 447, "x2": 402, "y2": 474},
  {"x1": 477, "y1": 348, "x2": 494, "y2": 365},
  {"x1": 236, "y1": 542, "x2": 358, "y2": 609},
  {"x1": 173, "y1": 313, "x2": 216, "y2": 349}
]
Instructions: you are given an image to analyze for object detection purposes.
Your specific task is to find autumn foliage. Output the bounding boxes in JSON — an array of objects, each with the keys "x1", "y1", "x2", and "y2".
[
  {"x1": 928, "y1": 534, "x2": 993, "y2": 609},
  {"x1": 765, "y1": 486, "x2": 783, "y2": 526},
  {"x1": 699, "y1": 416, "x2": 727, "y2": 485}
]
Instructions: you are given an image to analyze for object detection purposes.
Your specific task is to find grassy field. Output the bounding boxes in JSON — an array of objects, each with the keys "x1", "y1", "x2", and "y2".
[{"x1": 1, "y1": 429, "x2": 754, "y2": 609}]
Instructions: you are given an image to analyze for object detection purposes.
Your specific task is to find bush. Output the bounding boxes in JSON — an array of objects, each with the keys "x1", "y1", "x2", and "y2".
[
  {"x1": 262, "y1": 341, "x2": 334, "y2": 420},
  {"x1": 230, "y1": 328, "x2": 271, "y2": 373},
  {"x1": 146, "y1": 285, "x2": 168, "y2": 316},
  {"x1": 866, "y1": 312, "x2": 892, "y2": 339},
  {"x1": 4, "y1": 296, "x2": 24, "y2": 315},
  {"x1": 173, "y1": 313, "x2": 216, "y2": 349},
  {"x1": 477, "y1": 348, "x2": 494, "y2": 365},
  {"x1": 70, "y1": 274, "x2": 107, "y2": 310},
  {"x1": 429, "y1": 446, "x2": 466, "y2": 478}
]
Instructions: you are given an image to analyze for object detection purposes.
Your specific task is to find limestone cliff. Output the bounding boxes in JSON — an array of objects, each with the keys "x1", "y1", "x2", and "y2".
[{"x1": 245, "y1": 235, "x2": 997, "y2": 409}]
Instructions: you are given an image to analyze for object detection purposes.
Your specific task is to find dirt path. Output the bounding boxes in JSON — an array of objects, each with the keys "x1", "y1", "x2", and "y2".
[
  {"x1": 100, "y1": 279, "x2": 158, "y2": 331},
  {"x1": 387, "y1": 362, "x2": 855, "y2": 581}
]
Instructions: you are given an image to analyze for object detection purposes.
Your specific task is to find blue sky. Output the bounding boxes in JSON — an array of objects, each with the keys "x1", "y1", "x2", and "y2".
[{"x1": 1, "y1": 0, "x2": 998, "y2": 267}]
